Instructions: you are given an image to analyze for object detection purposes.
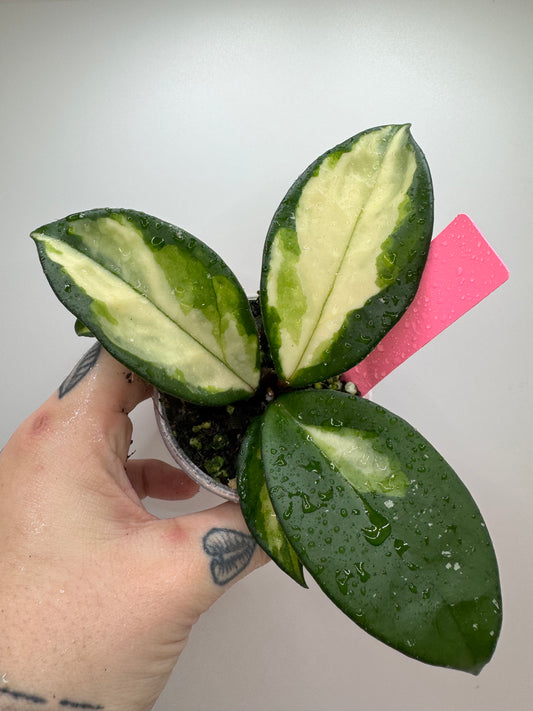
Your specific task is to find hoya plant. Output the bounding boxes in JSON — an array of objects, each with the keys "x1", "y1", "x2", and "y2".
[{"x1": 31, "y1": 124, "x2": 501, "y2": 674}]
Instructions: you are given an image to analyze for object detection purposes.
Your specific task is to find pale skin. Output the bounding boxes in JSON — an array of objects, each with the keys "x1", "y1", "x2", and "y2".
[{"x1": 0, "y1": 345, "x2": 269, "y2": 711}]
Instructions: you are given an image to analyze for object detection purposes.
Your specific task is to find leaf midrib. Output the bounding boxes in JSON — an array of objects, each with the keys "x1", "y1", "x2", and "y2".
[{"x1": 288, "y1": 135, "x2": 395, "y2": 379}]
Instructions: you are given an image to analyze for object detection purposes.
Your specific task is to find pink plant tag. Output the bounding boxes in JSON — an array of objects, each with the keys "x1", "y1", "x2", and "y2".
[{"x1": 343, "y1": 214, "x2": 509, "y2": 396}]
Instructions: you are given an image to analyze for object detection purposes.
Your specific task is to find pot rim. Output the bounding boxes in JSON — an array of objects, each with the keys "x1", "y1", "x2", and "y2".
[{"x1": 153, "y1": 389, "x2": 239, "y2": 503}]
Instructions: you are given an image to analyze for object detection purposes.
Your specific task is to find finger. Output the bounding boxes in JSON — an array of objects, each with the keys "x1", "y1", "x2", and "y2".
[
  {"x1": 125, "y1": 459, "x2": 200, "y2": 500},
  {"x1": 57, "y1": 342, "x2": 152, "y2": 415},
  {"x1": 3, "y1": 344, "x2": 154, "y2": 500},
  {"x1": 153, "y1": 501, "x2": 270, "y2": 621},
  {"x1": 43, "y1": 343, "x2": 152, "y2": 464}
]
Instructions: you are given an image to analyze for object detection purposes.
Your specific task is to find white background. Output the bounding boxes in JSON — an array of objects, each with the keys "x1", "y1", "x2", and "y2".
[{"x1": 1, "y1": 1, "x2": 531, "y2": 709}]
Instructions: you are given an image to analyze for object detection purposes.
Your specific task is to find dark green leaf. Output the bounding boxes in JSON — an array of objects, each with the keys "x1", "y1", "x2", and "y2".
[
  {"x1": 32, "y1": 209, "x2": 260, "y2": 405},
  {"x1": 238, "y1": 418, "x2": 307, "y2": 587},
  {"x1": 261, "y1": 390, "x2": 501, "y2": 673},
  {"x1": 261, "y1": 124, "x2": 433, "y2": 386}
]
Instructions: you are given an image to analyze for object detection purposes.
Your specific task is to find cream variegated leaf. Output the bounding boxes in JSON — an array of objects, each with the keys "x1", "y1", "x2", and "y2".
[
  {"x1": 261, "y1": 124, "x2": 433, "y2": 386},
  {"x1": 32, "y1": 209, "x2": 260, "y2": 405}
]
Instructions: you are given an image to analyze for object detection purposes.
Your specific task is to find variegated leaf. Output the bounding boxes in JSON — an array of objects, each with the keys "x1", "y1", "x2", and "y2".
[
  {"x1": 261, "y1": 124, "x2": 433, "y2": 386},
  {"x1": 32, "y1": 209, "x2": 260, "y2": 405},
  {"x1": 261, "y1": 390, "x2": 502, "y2": 673},
  {"x1": 237, "y1": 417, "x2": 307, "y2": 587}
]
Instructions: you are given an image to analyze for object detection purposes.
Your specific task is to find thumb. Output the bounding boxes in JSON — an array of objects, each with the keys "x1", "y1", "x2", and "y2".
[{"x1": 153, "y1": 501, "x2": 270, "y2": 621}]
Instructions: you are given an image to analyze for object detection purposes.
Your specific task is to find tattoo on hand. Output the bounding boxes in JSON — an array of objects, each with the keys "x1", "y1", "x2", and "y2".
[
  {"x1": 0, "y1": 686, "x2": 103, "y2": 709},
  {"x1": 58, "y1": 343, "x2": 101, "y2": 399},
  {"x1": 203, "y1": 528, "x2": 256, "y2": 586}
]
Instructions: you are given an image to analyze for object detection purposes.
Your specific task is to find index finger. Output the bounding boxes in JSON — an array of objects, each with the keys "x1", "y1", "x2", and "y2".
[
  {"x1": 50, "y1": 343, "x2": 153, "y2": 465},
  {"x1": 58, "y1": 342, "x2": 152, "y2": 415},
  {"x1": 5, "y1": 343, "x2": 150, "y2": 468},
  {"x1": 0, "y1": 343, "x2": 153, "y2": 506}
]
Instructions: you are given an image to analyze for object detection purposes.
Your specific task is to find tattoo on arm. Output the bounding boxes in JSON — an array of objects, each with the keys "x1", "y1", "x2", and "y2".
[
  {"x1": 203, "y1": 528, "x2": 256, "y2": 586},
  {"x1": 0, "y1": 686, "x2": 46, "y2": 704},
  {"x1": 0, "y1": 686, "x2": 103, "y2": 709},
  {"x1": 58, "y1": 343, "x2": 101, "y2": 399}
]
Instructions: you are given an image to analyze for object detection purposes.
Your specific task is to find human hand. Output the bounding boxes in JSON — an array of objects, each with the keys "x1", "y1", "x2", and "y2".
[{"x1": 0, "y1": 344, "x2": 268, "y2": 711}]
